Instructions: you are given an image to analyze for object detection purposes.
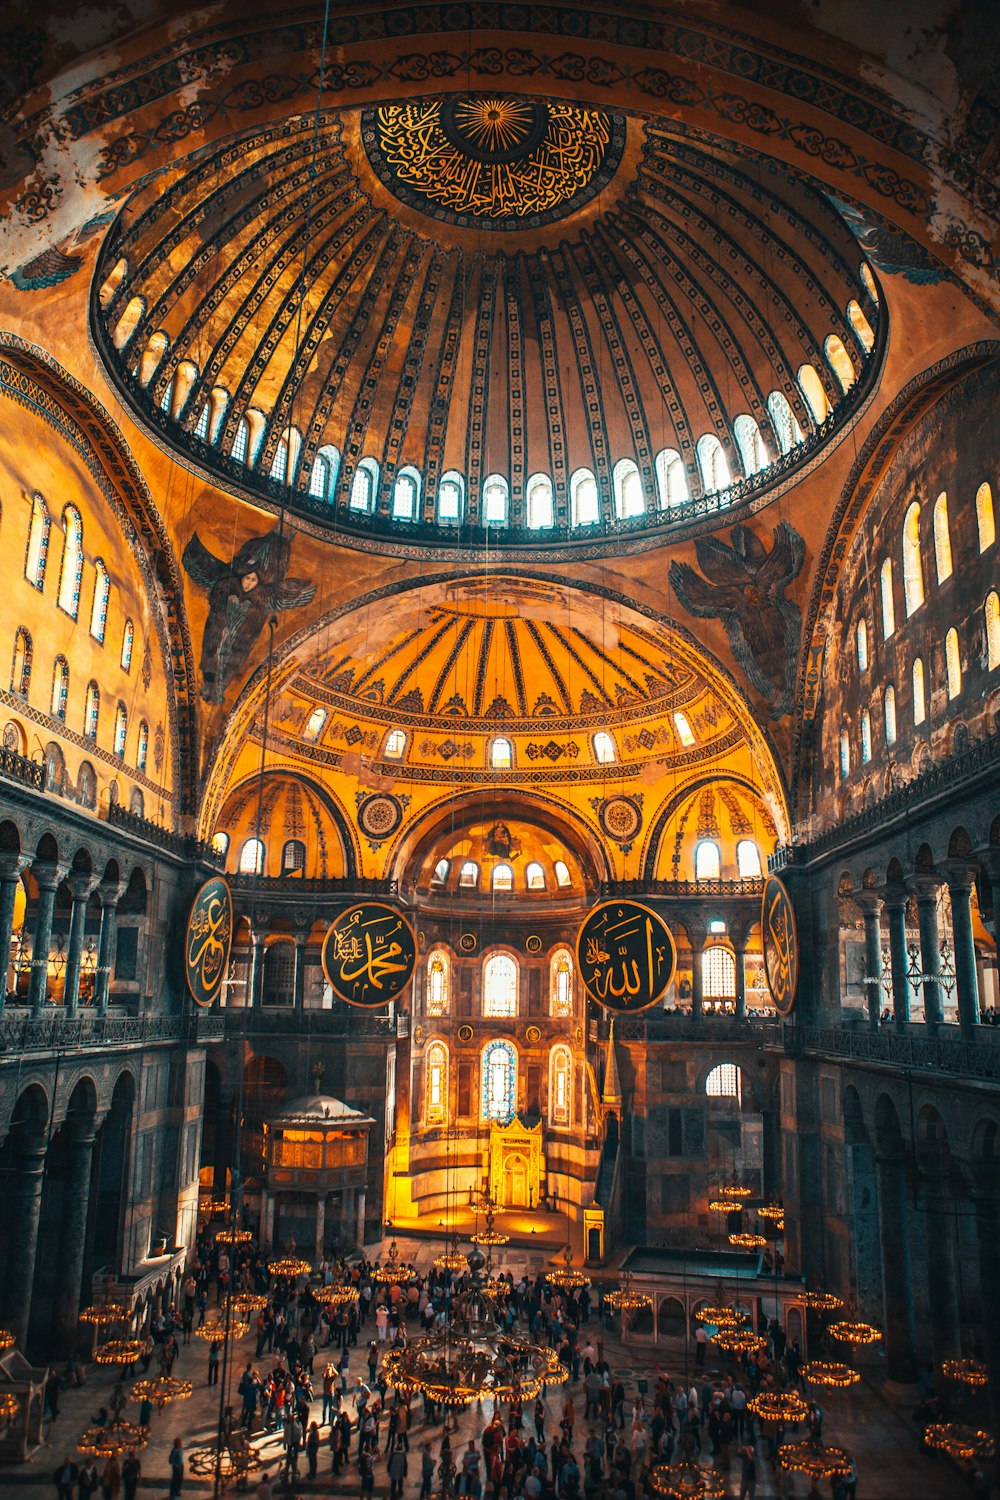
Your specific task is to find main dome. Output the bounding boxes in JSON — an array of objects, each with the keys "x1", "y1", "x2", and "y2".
[{"x1": 93, "y1": 95, "x2": 881, "y2": 548}]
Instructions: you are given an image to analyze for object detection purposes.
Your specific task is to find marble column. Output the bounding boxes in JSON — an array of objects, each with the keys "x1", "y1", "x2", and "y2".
[
  {"x1": 943, "y1": 860, "x2": 981, "y2": 1037},
  {"x1": 882, "y1": 886, "x2": 913, "y2": 1026},
  {"x1": 979, "y1": 850, "x2": 1000, "y2": 1010},
  {"x1": 690, "y1": 946, "x2": 704, "y2": 1020},
  {"x1": 356, "y1": 1189, "x2": 366, "y2": 1249},
  {"x1": 912, "y1": 875, "x2": 944, "y2": 1031},
  {"x1": 51, "y1": 1116, "x2": 98, "y2": 1353},
  {"x1": 28, "y1": 861, "x2": 66, "y2": 1015},
  {"x1": 971, "y1": 1168, "x2": 1000, "y2": 1442},
  {"x1": 315, "y1": 1196, "x2": 326, "y2": 1262},
  {"x1": 919, "y1": 1166, "x2": 961, "y2": 1367},
  {"x1": 0, "y1": 854, "x2": 28, "y2": 1003},
  {"x1": 94, "y1": 881, "x2": 124, "y2": 1014},
  {"x1": 293, "y1": 931, "x2": 308, "y2": 1011},
  {"x1": 63, "y1": 874, "x2": 97, "y2": 1015},
  {"x1": 2, "y1": 1131, "x2": 47, "y2": 1348},
  {"x1": 857, "y1": 891, "x2": 884, "y2": 1030},
  {"x1": 874, "y1": 1149, "x2": 919, "y2": 1385},
  {"x1": 249, "y1": 934, "x2": 266, "y2": 1009},
  {"x1": 733, "y1": 943, "x2": 747, "y2": 1020}
]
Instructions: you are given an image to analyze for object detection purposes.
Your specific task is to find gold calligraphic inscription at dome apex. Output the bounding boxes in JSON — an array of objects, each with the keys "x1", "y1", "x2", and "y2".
[{"x1": 362, "y1": 94, "x2": 625, "y2": 226}]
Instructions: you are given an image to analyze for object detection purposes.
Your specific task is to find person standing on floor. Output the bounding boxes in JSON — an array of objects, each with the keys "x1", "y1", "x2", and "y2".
[{"x1": 168, "y1": 1438, "x2": 184, "y2": 1498}]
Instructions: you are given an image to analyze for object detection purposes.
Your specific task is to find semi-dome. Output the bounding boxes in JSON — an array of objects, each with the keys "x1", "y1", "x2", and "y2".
[{"x1": 93, "y1": 95, "x2": 881, "y2": 549}]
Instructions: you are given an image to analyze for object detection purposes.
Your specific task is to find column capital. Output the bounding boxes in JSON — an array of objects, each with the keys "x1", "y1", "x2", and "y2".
[
  {"x1": 31, "y1": 860, "x2": 68, "y2": 891},
  {"x1": 941, "y1": 858, "x2": 980, "y2": 893},
  {"x1": 856, "y1": 889, "x2": 884, "y2": 916},
  {"x1": 97, "y1": 877, "x2": 126, "y2": 907},
  {"x1": 0, "y1": 853, "x2": 30, "y2": 883},
  {"x1": 975, "y1": 847, "x2": 1000, "y2": 882},
  {"x1": 879, "y1": 881, "x2": 909, "y2": 912},
  {"x1": 909, "y1": 872, "x2": 943, "y2": 902},
  {"x1": 67, "y1": 871, "x2": 99, "y2": 902}
]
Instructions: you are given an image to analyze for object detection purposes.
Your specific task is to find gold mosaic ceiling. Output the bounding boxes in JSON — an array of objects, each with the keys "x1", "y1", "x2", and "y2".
[{"x1": 94, "y1": 97, "x2": 877, "y2": 541}]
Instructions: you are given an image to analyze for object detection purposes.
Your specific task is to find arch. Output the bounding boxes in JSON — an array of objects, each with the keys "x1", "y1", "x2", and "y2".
[
  {"x1": 736, "y1": 839, "x2": 761, "y2": 878},
  {"x1": 280, "y1": 838, "x2": 306, "y2": 875},
  {"x1": 431, "y1": 857, "x2": 449, "y2": 886},
  {"x1": 51, "y1": 656, "x2": 69, "y2": 720},
  {"x1": 732, "y1": 414, "x2": 768, "y2": 477},
  {"x1": 860, "y1": 707, "x2": 872, "y2": 762},
  {"x1": 839, "y1": 727, "x2": 851, "y2": 779},
  {"x1": 83, "y1": 680, "x2": 100, "y2": 739},
  {"x1": 350, "y1": 456, "x2": 379, "y2": 513},
  {"x1": 437, "y1": 469, "x2": 464, "y2": 525},
  {"x1": 694, "y1": 839, "x2": 721, "y2": 881},
  {"x1": 655, "y1": 448, "x2": 688, "y2": 509},
  {"x1": 10, "y1": 628, "x2": 31, "y2": 697},
  {"x1": 703, "y1": 945, "x2": 736, "y2": 1001},
  {"x1": 57, "y1": 505, "x2": 84, "y2": 619},
  {"x1": 114, "y1": 702, "x2": 127, "y2": 758},
  {"x1": 986, "y1": 591, "x2": 1000, "y2": 671},
  {"x1": 481, "y1": 1039, "x2": 517, "y2": 1124},
  {"x1": 705, "y1": 1063, "x2": 742, "y2": 1102},
  {"x1": 384, "y1": 728, "x2": 407, "y2": 760},
  {"x1": 171, "y1": 359, "x2": 198, "y2": 418},
  {"x1": 392, "y1": 465, "x2": 421, "y2": 520},
  {"x1": 767, "y1": 390, "x2": 803, "y2": 454},
  {"x1": 193, "y1": 400, "x2": 210, "y2": 440},
  {"x1": 696, "y1": 433, "x2": 730, "y2": 493},
  {"x1": 945, "y1": 627, "x2": 962, "y2": 698},
  {"x1": 483, "y1": 951, "x2": 518, "y2": 1017},
  {"x1": 483, "y1": 472, "x2": 509, "y2": 527},
  {"x1": 673, "y1": 710, "x2": 695, "y2": 747},
  {"x1": 880, "y1": 558, "x2": 895, "y2": 639},
  {"x1": 825, "y1": 334, "x2": 856, "y2": 391},
  {"x1": 798, "y1": 363, "x2": 831, "y2": 424},
  {"x1": 303, "y1": 707, "x2": 327, "y2": 742},
  {"x1": 901, "y1": 501, "x2": 924, "y2": 616},
  {"x1": 933, "y1": 492, "x2": 953, "y2": 582},
  {"x1": 549, "y1": 1043, "x2": 573, "y2": 1128},
  {"x1": 592, "y1": 731, "x2": 616, "y2": 765},
  {"x1": 458, "y1": 860, "x2": 479, "y2": 888},
  {"x1": 90, "y1": 560, "x2": 110, "y2": 642},
  {"x1": 425, "y1": 1040, "x2": 448, "y2": 1125},
  {"x1": 490, "y1": 736, "x2": 513, "y2": 770},
  {"x1": 425, "y1": 949, "x2": 450, "y2": 1016},
  {"x1": 570, "y1": 467, "x2": 599, "y2": 527},
  {"x1": 848, "y1": 299, "x2": 876, "y2": 352},
  {"x1": 613, "y1": 458, "x2": 644, "y2": 519},
  {"x1": 856, "y1": 618, "x2": 869, "y2": 672},
  {"x1": 99, "y1": 258, "x2": 128, "y2": 309},
  {"x1": 207, "y1": 386, "x2": 229, "y2": 443},
  {"x1": 309, "y1": 444, "x2": 341, "y2": 501},
  {"x1": 137, "y1": 720, "x2": 149, "y2": 772},
  {"x1": 884, "y1": 685, "x2": 897, "y2": 747},
  {"x1": 526, "y1": 472, "x2": 554, "y2": 530},
  {"x1": 261, "y1": 939, "x2": 295, "y2": 1006},
  {"x1": 239, "y1": 837, "x2": 265, "y2": 875},
  {"x1": 912, "y1": 657, "x2": 927, "y2": 725},
  {"x1": 231, "y1": 416, "x2": 251, "y2": 465},
  {"x1": 120, "y1": 619, "x2": 134, "y2": 673},
  {"x1": 492, "y1": 862, "x2": 513, "y2": 892},
  {"x1": 268, "y1": 424, "x2": 302, "y2": 484},
  {"x1": 138, "y1": 330, "x2": 169, "y2": 388},
  {"x1": 525, "y1": 860, "x2": 545, "y2": 891},
  {"x1": 78, "y1": 761, "x2": 97, "y2": 808},
  {"x1": 978, "y1": 482, "x2": 997, "y2": 552},
  {"x1": 113, "y1": 295, "x2": 145, "y2": 350},
  {"x1": 554, "y1": 860, "x2": 572, "y2": 888},
  {"x1": 24, "y1": 492, "x2": 49, "y2": 590},
  {"x1": 211, "y1": 831, "x2": 230, "y2": 859},
  {"x1": 550, "y1": 947, "x2": 574, "y2": 1017}
]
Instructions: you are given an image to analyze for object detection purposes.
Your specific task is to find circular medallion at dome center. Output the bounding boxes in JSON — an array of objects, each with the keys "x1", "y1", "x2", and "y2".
[{"x1": 362, "y1": 94, "x2": 625, "y2": 228}]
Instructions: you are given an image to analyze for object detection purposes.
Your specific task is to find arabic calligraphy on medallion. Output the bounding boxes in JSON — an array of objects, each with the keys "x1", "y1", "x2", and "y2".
[
  {"x1": 185, "y1": 877, "x2": 233, "y2": 1007},
  {"x1": 762, "y1": 875, "x2": 798, "y2": 1016},
  {"x1": 362, "y1": 95, "x2": 625, "y2": 229},
  {"x1": 576, "y1": 900, "x2": 676, "y2": 1014},
  {"x1": 321, "y1": 902, "x2": 417, "y2": 1009}
]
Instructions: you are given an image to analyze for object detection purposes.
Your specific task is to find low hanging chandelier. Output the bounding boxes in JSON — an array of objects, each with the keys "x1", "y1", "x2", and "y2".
[
  {"x1": 728, "y1": 1232, "x2": 767, "y2": 1250},
  {"x1": 471, "y1": 1199, "x2": 510, "y2": 1248},
  {"x1": 777, "y1": 1442, "x2": 852, "y2": 1481},
  {"x1": 708, "y1": 1199, "x2": 742, "y2": 1215},
  {"x1": 924, "y1": 1424, "x2": 996, "y2": 1462},
  {"x1": 547, "y1": 1243, "x2": 589, "y2": 1291},
  {"x1": 268, "y1": 1257, "x2": 311, "y2": 1280},
  {"x1": 800, "y1": 1361, "x2": 861, "y2": 1389},
  {"x1": 713, "y1": 1328, "x2": 766, "y2": 1356},
  {"x1": 215, "y1": 1227, "x2": 253, "y2": 1246},
  {"x1": 941, "y1": 1357, "x2": 989, "y2": 1388},
  {"x1": 604, "y1": 1270, "x2": 651, "y2": 1317},
  {"x1": 371, "y1": 1237, "x2": 407, "y2": 1284},
  {"x1": 748, "y1": 1391, "x2": 808, "y2": 1428},
  {"x1": 828, "y1": 1319, "x2": 881, "y2": 1346},
  {"x1": 650, "y1": 1456, "x2": 726, "y2": 1499},
  {"x1": 321, "y1": 1284, "x2": 361, "y2": 1308},
  {"x1": 757, "y1": 1202, "x2": 784, "y2": 1221},
  {"x1": 78, "y1": 1382, "x2": 148, "y2": 1458},
  {"x1": 195, "y1": 1313, "x2": 250, "y2": 1344},
  {"x1": 696, "y1": 1305, "x2": 748, "y2": 1329},
  {"x1": 800, "y1": 1290, "x2": 844, "y2": 1312}
]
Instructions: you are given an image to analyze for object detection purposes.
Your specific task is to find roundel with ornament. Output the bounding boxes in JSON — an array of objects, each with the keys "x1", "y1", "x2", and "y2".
[
  {"x1": 599, "y1": 796, "x2": 642, "y2": 844},
  {"x1": 358, "y1": 794, "x2": 403, "y2": 841}
]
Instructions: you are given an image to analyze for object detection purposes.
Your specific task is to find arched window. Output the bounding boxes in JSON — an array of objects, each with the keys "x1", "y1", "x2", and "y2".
[
  {"x1": 736, "y1": 840, "x2": 761, "y2": 878},
  {"x1": 483, "y1": 473, "x2": 509, "y2": 526},
  {"x1": 933, "y1": 493, "x2": 953, "y2": 583},
  {"x1": 431, "y1": 858, "x2": 449, "y2": 887},
  {"x1": 231, "y1": 418, "x2": 250, "y2": 465},
  {"x1": 137, "y1": 720, "x2": 148, "y2": 772},
  {"x1": 58, "y1": 506, "x2": 84, "y2": 618},
  {"x1": 977, "y1": 482, "x2": 996, "y2": 552},
  {"x1": 884, "y1": 685, "x2": 897, "y2": 747},
  {"x1": 426, "y1": 951, "x2": 450, "y2": 1016},
  {"x1": 393, "y1": 467, "x2": 421, "y2": 520},
  {"x1": 824, "y1": 334, "x2": 856, "y2": 392},
  {"x1": 437, "y1": 470, "x2": 464, "y2": 525},
  {"x1": 83, "y1": 680, "x2": 100, "y2": 739},
  {"x1": 767, "y1": 391, "x2": 803, "y2": 455},
  {"x1": 694, "y1": 839, "x2": 721, "y2": 881},
  {"x1": 705, "y1": 1063, "x2": 742, "y2": 1102},
  {"x1": 986, "y1": 592, "x2": 1000, "y2": 671},
  {"x1": 798, "y1": 363, "x2": 831, "y2": 424},
  {"x1": 492, "y1": 863, "x2": 513, "y2": 893},
  {"x1": 655, "y1": 448, "x2": 688, "y2": 509},
  {"x1": 90, "y1": 561, "x2": 110, "y2": 643},
  {"x1": 10, "y1": 629, "x2": 31, "y2": 697},
  {"x1": 303, "y1": 707, "x2": 327, "y2": 742},
  {"x1": 483, "y1": 953, "x2": 518, "y2": 1017},
  {"x1": 490, "y1": 736, "x2": 512, "y2": 770},
  {"x1": 239, "y1": 838, "x2": 265, "y2": 875},
  {"x1": 425, "y1": 1041, "x2": 448, "y2": 1125},
  {"x1": 696, "y1": 433, "x2": 730, "y2": 493},
  {"x1": 733, "y1": 415, "x2": 769, "y2": 477},
  {"x1": 25, "y1": 493, "x2": 49, "y2": 590},
  {"x1": 279, "y1": 839, "x2": 305, "y2": 876},
  {"x1": 593, "y1": 731, "x2": 616, "y2": 765},
  {"x1": 550, "y1": 948, "x2": 573, "y2": 1017},
  {"x1": 384, "y1": 729, "x2": 407, "y2": 760},
  {"x1": 459, "y1": 861, "x2": 479, "y2": 889},
  {"x1": 703, "y1": 946, "x2": 736, "y2": 1001},
  {"x1": 860, "y1": 708, "x2": 872, "y2": 762},
  {"x1": 902, "y1": 502, "x2": 924, "y2": 616},
  {"x1": 525, "y1": 862, "x2": 545, "y2": 891},
  {"x1": 77, "y1": 762, "x2": 97, "y2": 809},
  {"x1": 114, "y1": 702, "x2": 127, "y2": 758},
  {"x1": 481, "y1": 1040, "x2": 517, "y2": 1124},
  {"x1": 570, "y1": 468, "x2": 600, "y2": 527},
  {"x1": 121, "y1": 620, "x2": 134, "y2": 673},
  {"x1": 673, "y1": 711, "x2": 695, "y2": 747},
  {"x1": 847, "y1": 299, "x2": 875, "y2": 353},
  {"x1": 912, "y1": 658, "x2": 926, "y2": 725},
  {"x1": 856, "y1": 619, "x2": 869, "y2": 672},
  {"x1": 554, "y1": 860, "x2": 572, "y2": 888},
  {"x1": 159, "y1": 376, "x2": 176, "y2": 416},
  {"x1": 211, "y1": 831, "x2": 230, "y2": 858},
  {"x1": 269, "y1": 426, "x2": 301, "y2": 484},
  {"x1": 840, "y1": 727, "x2": 851, "y2": 779},
  {"x1": 350, "y1": 457, "x2": 379, "y2": 513},
  {"x1": 51, "y1": 656, "x2": 69, "y2": 720},
  {"x1": 194, "y1": 402, "x2": 211, "y2": 440},
  {"x1": 269, "y1": 433, "x2": 287, "y2": 482},
  {"x1": 549, "y1": 1044, "x2": 572, "y2": 1128},
  {"x1": 613, "y1": 459, "x2": 644, "y2": 519},
  {"x1": 526, "y1": 472, "x2": 553, "y2": 530},
  {"x1": 309, "y1": 445, "x2": 341, "y2": 501},
  {"x1": 946, "y1": 627, "x2": 962, "y2": 698},
  {"x1": 880, "y1": 559, "x2": 895, "y2": 639}
]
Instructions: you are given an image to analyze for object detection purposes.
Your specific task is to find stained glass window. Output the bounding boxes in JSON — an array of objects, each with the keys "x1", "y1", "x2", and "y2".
[
  {"x1": 90, "y1": 561, "x2": 110, "y2": 643},
  {"x1": 137, "y1": 720, "x2": 148, "y2": 772},
  {"x1": 84, "y1": 680, "x2": 100, "y2": 740},
  {"x1": 51, "y1": 657, "x2": 69, "y2": 720},
  {"x1": 114, "y1": 702, "x2": 127, "y2": 758},
  {"x1": 11, "y1": 629, "x2": 31, "y2": 697},
  {"x1": 25, "y1": 494, "x2": 49, "y2": 591},
  {"x1": 426, "y1": 951, "x2": 449, "y2": 1015},
  {"x1": 58, "y1": 507, "x2": 84, "y2": 619},
  {"x1": 426, "y1": 1041, "x2": 448, "y2": 1125},
  {"x1": 550, "y1": 948, "x2": 573, "y2": 1017},
  {"x1": 549, "y1": 1044, "x2": 572, "y2": 1127},
  {"x1": 481, "y1": 1040, "x2": 517, "y2": 1124},
  {"x1": 121, "y1": 619, "x2": 134, "y2": 673}
]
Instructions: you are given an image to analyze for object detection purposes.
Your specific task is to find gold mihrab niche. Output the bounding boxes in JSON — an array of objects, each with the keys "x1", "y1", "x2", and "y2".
[{"x1": 363, "y1": 94, "x2": 625, "y2": 227}]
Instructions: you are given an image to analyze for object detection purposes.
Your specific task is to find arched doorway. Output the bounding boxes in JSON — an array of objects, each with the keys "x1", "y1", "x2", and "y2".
[{"x1": 503, "y1": 1154, "x2": 529, "y2": 1208}]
